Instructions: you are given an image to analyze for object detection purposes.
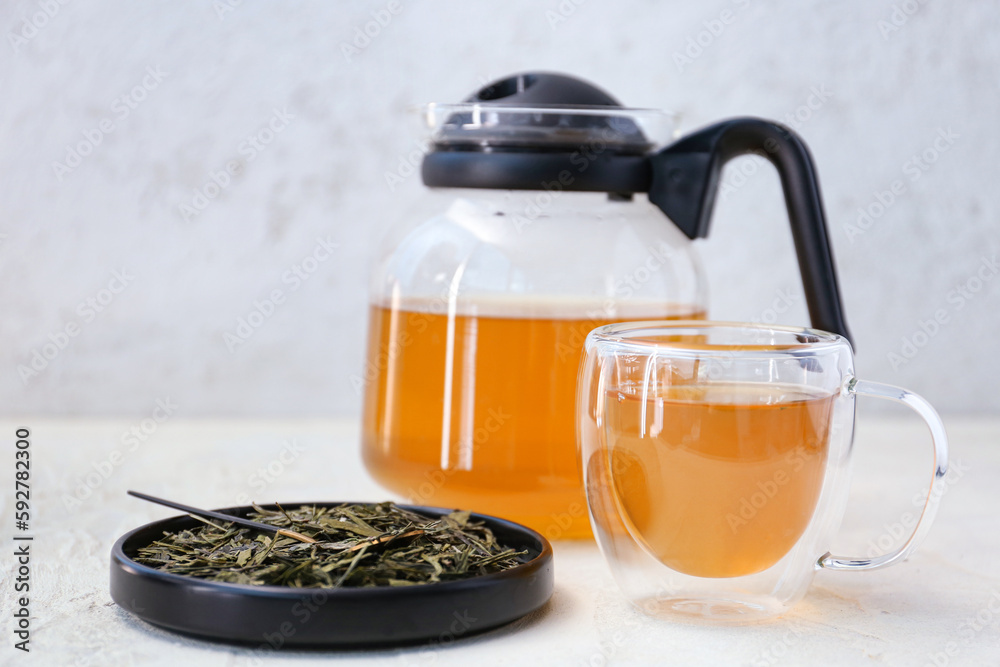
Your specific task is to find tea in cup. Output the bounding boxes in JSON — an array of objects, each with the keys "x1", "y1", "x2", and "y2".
[{"x1": 578, "y1": 322, "x2": 948, "y2": 621}]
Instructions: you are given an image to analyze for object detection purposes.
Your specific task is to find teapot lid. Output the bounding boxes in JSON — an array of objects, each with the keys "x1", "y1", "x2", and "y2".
[{"x1": 421, "y1": 72, "x2": 677, "y2": 193}]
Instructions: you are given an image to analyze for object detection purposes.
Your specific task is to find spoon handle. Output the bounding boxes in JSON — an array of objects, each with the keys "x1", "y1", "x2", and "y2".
[{"x1": 127, "y1": 490, "x2": 316, "y2": 544}]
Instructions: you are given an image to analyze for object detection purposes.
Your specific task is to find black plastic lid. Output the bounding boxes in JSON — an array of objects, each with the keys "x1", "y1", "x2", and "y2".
[
  {"x1": 430, "y1": 72, "x2": 651, "y2": 154},
  {"x1": 419, "y1": 71, "x2": 853, "y2": 343},
  {"x1": 422, "y1": 72, "x2": 671, "y2": 191}
]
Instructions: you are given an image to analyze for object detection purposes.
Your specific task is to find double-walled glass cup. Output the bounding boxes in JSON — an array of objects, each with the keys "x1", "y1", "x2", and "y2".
[{"x1": 578, "y1": 322, "x2": 948, "y2": 622}]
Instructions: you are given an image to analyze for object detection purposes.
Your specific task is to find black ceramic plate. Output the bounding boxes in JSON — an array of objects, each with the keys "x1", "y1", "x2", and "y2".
[{"x1": 111, "y1": 502, "x2": 553, "y2": 648}]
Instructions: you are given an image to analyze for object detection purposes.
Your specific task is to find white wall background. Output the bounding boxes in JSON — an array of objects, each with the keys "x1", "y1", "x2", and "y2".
[{"x1": 1, "y1": 0, "x2": 997, "y2": 417}]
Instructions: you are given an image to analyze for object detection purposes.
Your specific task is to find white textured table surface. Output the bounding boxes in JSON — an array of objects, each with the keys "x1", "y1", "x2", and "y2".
[{"x1": 1, "y1": 416, "x2": 998, "y2": 666}]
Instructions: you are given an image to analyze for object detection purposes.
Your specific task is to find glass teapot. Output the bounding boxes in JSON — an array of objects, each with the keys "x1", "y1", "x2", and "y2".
[{"x1": 361, "y1": 72, "x2": 850, "y2": 538}]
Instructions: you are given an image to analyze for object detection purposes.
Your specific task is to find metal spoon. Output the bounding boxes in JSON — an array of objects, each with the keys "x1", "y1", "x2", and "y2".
[{"x1": 127, "y1": 490, "x2": 317, "y2": 544}]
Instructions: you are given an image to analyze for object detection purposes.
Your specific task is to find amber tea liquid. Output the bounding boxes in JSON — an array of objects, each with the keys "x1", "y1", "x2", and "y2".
[
  {"x1": 605, "y1": 382, "x2": 834, "y2": 577},
  {"x1": 362, "y1": 298, "x2": 704, "y2": 538}
]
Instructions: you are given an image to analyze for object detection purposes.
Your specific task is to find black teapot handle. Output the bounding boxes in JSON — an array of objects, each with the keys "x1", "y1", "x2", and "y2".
[{"x1": 648, "y1": 117, "x2": 852, "y2": 344}]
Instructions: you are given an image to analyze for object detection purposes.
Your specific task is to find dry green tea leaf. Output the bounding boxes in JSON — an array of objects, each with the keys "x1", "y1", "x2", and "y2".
[{"x1": 134, "y1": 502, "x2": 528, "y2": 588}]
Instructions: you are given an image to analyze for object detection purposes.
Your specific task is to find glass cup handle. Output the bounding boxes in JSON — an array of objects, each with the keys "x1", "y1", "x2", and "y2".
[{"x1": 818, "y1": 378, "x2": 950, "y2": 571}]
